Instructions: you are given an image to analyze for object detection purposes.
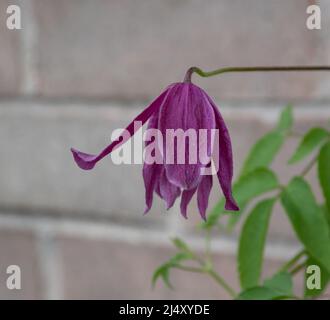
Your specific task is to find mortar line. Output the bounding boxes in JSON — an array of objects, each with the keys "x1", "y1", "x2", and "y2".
[
  {"x1": 35, "y1": 226, "x2": 64, "y2": 300},
  {"x1": 1, "y1": 100, "x2": 330, "y2": 120},
  {"x1": 0, "y1": 212, "x2": 301, "y2": 261}
]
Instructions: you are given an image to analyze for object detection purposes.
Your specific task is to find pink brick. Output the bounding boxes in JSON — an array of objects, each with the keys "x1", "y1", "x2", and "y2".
[
  {"x1": 0, "y1": 228, "x2": 42, "y2": 299},
  {"x1": 34, "y1": 0, "x2": 330, "y2": 100},
  {"x1": 0, "y1": 1, "x2": 21, "y2": 95}
]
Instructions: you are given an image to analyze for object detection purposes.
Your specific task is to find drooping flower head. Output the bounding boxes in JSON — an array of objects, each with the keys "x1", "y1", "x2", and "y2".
[{"x1": 71, "y1": 80, "x2": 239, "y2": 220}]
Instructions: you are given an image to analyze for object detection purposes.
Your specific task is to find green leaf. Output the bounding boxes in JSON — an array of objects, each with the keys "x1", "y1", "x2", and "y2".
[
  {"x1": 236, "y1": 168, "x2": 280, "y2": 201},
  {"x1": 204, "y1": 168, "x2": 279, "y2": 229},
  {"x1": 281, "y1": 177, "x2": 330, "y2": 273},
  {"x1": 240, "y1": 106, "x2": 292, "y2": 176},
  {"x1": 320, "y1": 204, "x2": 330, "y2": 229},
  {"x1": 318, "y1": 141, "x2": 330, "y2": 215},
  {"x1": 264, "y1": 272, "x2": 293, "y2": 297},
  {"x1": 237, "y1": 286, "x2": 288, "y2": 300},
  {"x1": 240, "y1": 131, "x2": 284, "y2": 176},
  {"x1": 152, "y1": 264, "x2": 172, "y2": 289},
  {"x1": 152, "y1": 252, "x2": 192, "y2": 289},
  {"x1": 171, "y1": 238, "x2": 191, "y2": 253},
  {"x1": 239, "y1": 198, "x2": 276, "y2": 289},
  {"x1": 304, "y1": 256, "x2": 330, "y2": 298},
  {"x1": 277, "y1": 105, "x2": 293, "y2": 133},
  {"x1": 238, "y1": 271, "x2": 294, "y2": 300},
  {"x1": 289, "y1": 128, "x2": 329, "y2": 164}
]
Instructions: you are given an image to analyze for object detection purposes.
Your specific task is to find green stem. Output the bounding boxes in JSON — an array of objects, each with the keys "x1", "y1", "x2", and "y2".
[
  {"x1": 202, "y1": 231, "x2": 236, "y2": 297},
  {"x1": 278, "y1": 249, "x2": 306, "y2": 273},
  {"x1": 301, "y1": 136, "x2": 330, "y2": 177},
  {"x1": 290, "y1": 261, "x2": 307, "y2": 275},
  {"x1": 184, "y1": 66, "x2": 330, "y2": 82},
  {"x1": 205, "y1": 230, "x2": 212, "y2": 265},
  {"x1": 190, "y1": 251, "x2": 205, "y2": 266},
  {"x1": 172, "y1": 265, "x2": 205, "y2": 273},
  {"x1": 174, "y1": 263, "x2": 236, "y2": 298},
  {"x1": 206, "y1": 269, "x2": 237, "y2": 298},
  {"x1": 301, "y1": 154, "x2": 318, "y2": 177}
]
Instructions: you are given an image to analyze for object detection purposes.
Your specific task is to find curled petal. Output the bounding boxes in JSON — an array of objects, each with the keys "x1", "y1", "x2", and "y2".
[
  {"x1": 204, "y1": 93, "x2": 239, "y2": 211},
  {"x1": 71, "y1": 87, "x2": 171, "y2": 170},
  {"x1": 180, "y1": 187, "x2": 197, "y2": 219},
  {"x1": 197, "y1": 174, "x2": 213, "y2": 221}
]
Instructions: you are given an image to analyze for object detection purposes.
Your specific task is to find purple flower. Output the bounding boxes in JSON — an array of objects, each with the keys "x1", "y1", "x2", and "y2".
[{"x1": 71, "y1": 82, "x2": 239, "y2": 220}]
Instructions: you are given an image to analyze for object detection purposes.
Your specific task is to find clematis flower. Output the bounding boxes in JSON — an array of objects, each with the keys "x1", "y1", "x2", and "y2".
[{"x1": 71, "y1": 81, "x2": 239, "y2": 220}]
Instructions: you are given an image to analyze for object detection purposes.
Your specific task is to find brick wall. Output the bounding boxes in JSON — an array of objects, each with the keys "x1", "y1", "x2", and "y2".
[{"x1": 0, "y1": 0, "x2": 329, "y2": 299}]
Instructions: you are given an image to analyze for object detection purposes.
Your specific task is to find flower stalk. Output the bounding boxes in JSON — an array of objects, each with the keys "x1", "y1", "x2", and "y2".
[
  {"x1": 278, "y1": 249, "x2": 306, "y2": 273},
  {"x1": 206, "y1": 269, "x2": 237, "y2": 298},
  {"x1": 184, "y1": 66, "x2": 330, "y2": 82}
]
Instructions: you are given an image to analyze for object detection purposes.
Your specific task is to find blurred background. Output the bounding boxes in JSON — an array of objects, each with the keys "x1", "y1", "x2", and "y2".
[{"x1": 0, "y1": 0, "x2": 330, "y2": 299}]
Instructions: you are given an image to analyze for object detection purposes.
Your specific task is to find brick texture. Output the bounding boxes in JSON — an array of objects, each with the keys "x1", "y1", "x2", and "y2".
[
  {"x1": 316, "y1": 0, "x2": 330, "y2": 97},
  {"x1": 56, "y1": 235, "x2": 286, "y2": 299},
  {"x1": 0, "y1": 0, "x2": 329, "y2": 300},
  {"x1": 0, "y1": 228, "x2": 41, "y2": 299},
  {"x1": 34, "y1": 0, "x2": 330, "y2": 101},
  {"x1": 0, "y1": 102, "x2": 329, "y2": 241},
  {"x1": 0, "y1": 102, "x2": 169, "y2": 225},
  {"x1": 0, "y1": 1, "x2": 21, "y2": 95}
]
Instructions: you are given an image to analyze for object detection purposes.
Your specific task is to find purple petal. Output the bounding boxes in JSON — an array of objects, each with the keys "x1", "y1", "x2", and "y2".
[
  {"x1": 71, "y1": 86, "x2": 172, "y2": 170},
  {"x1": 159, "y1": 169, "x2": 181, "y2": 210},
  {"x1": 197, "y1": 174, "x2": 213, "y2": 221},
  {"x1": 143, "y1": 163, "x2": 162, "y2": 214},
  {"x1": 143, "y1": 112, "x2": 163, "y2": 214},
  {"x1": 155, "y1": 180, "x2": 161, "y2": 198},
  {"x1": 159, "y1": 83, "x2": 215, "y2": 190},
  {"x1": 180, "y1": 187, "x2": 197, "y2": 219},
  {"x1": 203, "y1": 93, "x2": 239, "y2": 211}
]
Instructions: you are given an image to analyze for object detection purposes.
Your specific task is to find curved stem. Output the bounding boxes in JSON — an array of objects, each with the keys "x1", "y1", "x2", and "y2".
[
  {"x1": 301, "y1": 137, "x2": 330, "y2": 177},
  {"x1": 301, "y1": 153, "x2": 318, "y2": 177},
  {"x1": 278, "y1": 249, "x2": 306, "y2": 273},
  {"x1": 172, "y1": 265, "x2": 205, "y2": 273},
  {"x1": 206, "y1": 269, "x2": 237, "y2": 298},
  {"x1": 205, "y1": 230, "x2": 212, "y2": 265},
  {"x1": 290, "y1": 261, "x2": 307, "y2": 275},
  {"x1": 184, "y1": 66, "x2": 330, "y2": 82}
]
